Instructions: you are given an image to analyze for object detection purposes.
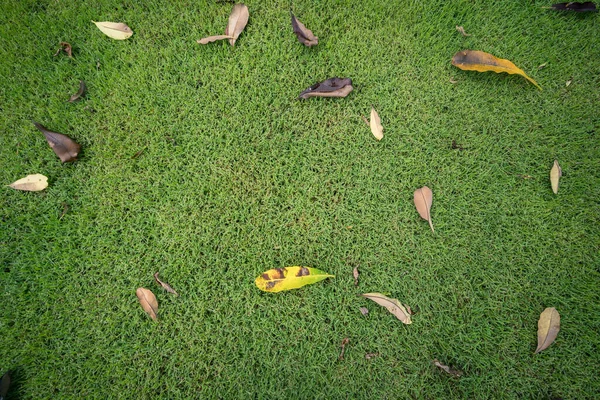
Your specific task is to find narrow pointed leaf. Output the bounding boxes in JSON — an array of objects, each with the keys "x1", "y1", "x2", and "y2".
[
  {"x1": 414, "y1": 186, "x2": 434, "y2": 232},
  {"x1": 225, "y1": 4, "x2": 249, "y2": 46},
  {"x1": 549, "y1": 2, "x2": 597, "y2": 11},
  {"x1": 197, "y1": 34, "x2": 234, "y2": 44},
  {"x1": 33, "y1": 122, "x2": 81, "y2": 163},
  {"x1": 0, "y1": 371, "x2": 10, "y2": 400},
  {"x1": 361, "y1": 293, "x2": 412, "y2": 324},
  {"x1": 550, "y1": 160, "x2": 562, "y2": 194},
  {"x1": 370, "y1": 107, "x2": 383, "y2": 140},
  {"x1": 8, "y1": 174, "x2": 48, "y2": 191},
  {"x1": 535, "y1": 307, "x2": 560, "y2": 353},
  {"x1": 69, "y1": 80, "x2": 86, "y2": 102},
  {"x1": 452, "y1": 50, "x2": 541, "y2": 90},
  {"x1": 92, "y1": 21, "x2": 133, "y2": 40},
  {"x1": 298, "y1": 77, "x2": 353, "y2": 99},
  {"x1": 154, "y1": 272, "x2": 179, "y2": 296},
  {"x1": 291, "y1": 12, "x2": 318, "y2": 47},
  {"x1": 136, "y1": 287, "x2": 158, "y2": 321},
  {"x1": 255, "y1": 266, "x2": 334, "y2": 293}
]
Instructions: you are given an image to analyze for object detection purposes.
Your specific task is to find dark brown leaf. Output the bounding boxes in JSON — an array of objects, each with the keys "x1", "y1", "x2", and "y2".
[
  {"x1": 154, "y1": 272, "x2": 179, "y2": 296},
  {"x1": 53, "y1": 42, "x2": 72, "y2": 57},
  {"x1": 353, "y1": 266, "x2": 359, "y2": 286},
  {"x1": 131, "y1": 148, "x2": 146, "y2": 159},
  {"x1": 298, "y1": 77, "x2": 353, "y2": 99},
  {"x1": 338, "y1": 338, "x2": 349, "y2": 360},
  {"x1": 549, "y1": 2, "x2": 597, "y2": 11},
  {"x1": 433, "y1": 359, "x2": 463, "y2": 377},
  {"x1": 68, "y1": 80, "x2": 86, "y2": 102},
  {"x1": 33, "y1": 121, "x2": 81, "y2": 163},
  {"x1": 291, "y1": 12, "x2": 318, "y2": 47},
  {"x1": 0, "y1": 371, "x2": 10, "y2": 400}
]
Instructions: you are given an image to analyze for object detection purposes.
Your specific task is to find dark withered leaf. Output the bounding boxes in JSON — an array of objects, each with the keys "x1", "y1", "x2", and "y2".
[
  {"x1": 68, "y1": 80, "x2": 86, "y2": 102},
  {"x1": 291, "y1": 12, "x2": 318, "y2": 47},
  {"x1": 549, "y1": 2, "x2": 597, "y2": 11},
  {"x1": 154, "y1": 272, "x2": 179, "y2": 296},
  {"x1": 0, "y1": 371, "x2": 10, "y2": 400},
  {"x1": 53, "y1": 42, "x2": 72, "y2": 57},
  {"x1": 33, "y1": 121, "x2": 81, "y2": 163},
  {"x1": 298, "y1": 77, "x2": 353, "y2": 99}
]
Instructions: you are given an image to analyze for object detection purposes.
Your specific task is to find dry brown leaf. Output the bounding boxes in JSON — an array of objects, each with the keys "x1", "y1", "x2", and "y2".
[
  {"x1": 225, "y1": 3, "x2": 249, "y2": 46},
  {"x1": 455, "y1": 26, "x2": 471, "y2": 37},
  {"x1": 59, "y1": 202, "x2": 69, "y2": 220},
  {"x1": 53, "y1": 42, "x2": 72, "y2": 57},
  {"x1": 550, "y1": 160, "x2": 562, "y2": 194},
  {"x1": 359, "y1": 307, "x2": 369, "y2": 316},
  {"x1": 92, "y1": 21, "x2": 133, "y2": 40},
  {"x1": 8, "y1": 174, "x2": 48, "y2": 191},
  {"x1": 370, "y1": 107, "x2": 383, "y2": 141},
  {"x1": 298, "y1": 77, "x2": 353, "y2": 99},
  {"x1": 291, "y1": 12, "x2": 318, "y2": 47},
  {"x1": 197, "y1": 34, "x2": 234, "y2": 45},
  {"x1": 361, "y1": 293, "x2": 412, "y2": 324},
  {"x1": 33, "y1": 122, "x2": 81, "y2": 163},
  {"x1": 353, "y1": 267, "x2": 359, "y2": 286},
  {"x1": 433, "y1": 359, "x2": 463, "y2": 377},
  {"x1": 154, "y1": 272, "x2": 179, "y2": 296},
  {"x1": 452, "y1": 50, "x2": 542, "y2": 90},
  {"x1": 535, "y1": 307, "x2": 560, "y2": 353},
  {"x1": 414, "y1": 186, "x2": 434, "y2": 233},
  {"x1": 136, "y1": 287, "x2": 158, "y2": 321},
  {"x1": 68, "y1": 80, "x2": 86, "y2": 102},
  {"x1": 338, "y1": 338, "x2": 349, "y2": 360}
]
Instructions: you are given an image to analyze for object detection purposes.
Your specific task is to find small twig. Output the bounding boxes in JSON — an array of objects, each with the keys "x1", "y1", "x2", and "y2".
[
  {"x1": 59, "y1": 202, "x2": 69, "y2": 220},
  {"x1": 360, "y1": 115, "x2": 370, "y2": 126},
  {"x1": 338, "y1": 338, "x2": 350, "y2": 360}
]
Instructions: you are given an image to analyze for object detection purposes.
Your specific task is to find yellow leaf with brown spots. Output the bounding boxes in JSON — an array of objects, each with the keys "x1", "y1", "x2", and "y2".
[{"x1": 255, "y1": 267, "x2": 334, "y2": 293}]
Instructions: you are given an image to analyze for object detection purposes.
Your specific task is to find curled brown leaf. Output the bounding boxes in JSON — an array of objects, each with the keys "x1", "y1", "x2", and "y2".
[
  {"x1": 291, "y1": 12, "x2": 318, "y2": 47},
  {"x1": 298, "y1": 77, "x2": 353, "y2": 99},
  {"x1": 154, "y1": 272, "x2": 179, "y2": 296},
  {"x1": 54, "y1": 42, "x2": 72, "y2": 57},
  {"x1": 455, "y1": 26, "x2": 471, "y2": 37},
  {"x1": 68, "y1": 80, "x2": 86, "y2": 102}
]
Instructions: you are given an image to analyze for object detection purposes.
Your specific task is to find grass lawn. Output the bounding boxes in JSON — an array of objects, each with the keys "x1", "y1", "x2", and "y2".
[{"x1": 1, "y1": 0, "x2": 599, "y2": 398}]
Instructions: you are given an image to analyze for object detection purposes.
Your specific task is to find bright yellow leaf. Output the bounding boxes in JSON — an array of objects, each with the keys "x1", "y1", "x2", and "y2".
[{"x1": 255, "y1": 267, "x2": 334, "y2": 293}]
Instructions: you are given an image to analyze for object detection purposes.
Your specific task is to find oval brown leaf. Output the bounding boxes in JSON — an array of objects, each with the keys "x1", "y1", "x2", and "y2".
[
  {"x1": 414, "y1": 186, "x2": 434, "y2": 232},
  {"x1": 8, "y1": 174, "x2": 48, "y2": 191},
  {"x1": 361, "y1": 293, "x2": 412, "y2": 324},
  {"x1": 550, "y1": 160, "x2": 561, "y2": 194},
  {"x1": 291, "y1": 12, "x2": 318, "y2": 47},
  {"x1": 535, "y1": 307, "x2": 560, "y2": 353},
  {"x1": 136, "y1": 287, "x2": 158, "y2": 321},
  {"x1": 33, "y1": 122, "x2": 81, "y2": 163},
  {"x1": 225, "y1": 3, "x2": 249, "y2": 46}
]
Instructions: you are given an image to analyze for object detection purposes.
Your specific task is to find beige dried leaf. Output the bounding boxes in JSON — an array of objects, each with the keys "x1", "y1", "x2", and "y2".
[
  {"x1": 361, "y1": 293, "x2": 412, "y2": 324},
  {"x1": 225, "y1": 3, "x2": 249, "y2": 46},
  {"x1": 154, "y1": 272, "x2": 179, "y2": 296},
  {"x1": 414, "y1": 186, "x2": 434, "y2": 232},
  {"x1": 353, "y1": 267, "x2": 359, "y2": 286},
  {"x1": 370, "y1": 107, "x2": 383, "y2": 141},
  {"x1": 455, "y1": 25, "x2": 471, "y2": 37},
  {"x1": 8, "y1": 174, "x2": 48, "y2": 191},
  {"x1": 136, "y1": 287, "x2": 158, "y2": 321},
  {"x1": 197, "y1": 34, "x2": 234, "y2": 45},
  {"x1": 535, "y1": 307, "x2": 560, "y2": 353},
  {"x1": 92, "y1": 21, "x2": 133, "y2": 40},
  {"x1": 550, "y1": 160, "x2": 561, "y2": 194}
]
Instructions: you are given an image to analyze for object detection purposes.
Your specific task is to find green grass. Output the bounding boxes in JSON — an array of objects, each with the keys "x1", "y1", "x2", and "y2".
[{"x1": 1, "y1": 0, "x2": 599, "y2": 398}]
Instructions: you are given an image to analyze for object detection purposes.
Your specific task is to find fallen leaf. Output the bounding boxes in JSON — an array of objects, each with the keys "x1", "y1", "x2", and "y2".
[
  {"x1": 361, "y1": 293, "x2": 412, "y2": 324},
  {"x1": 53, "y1": 42, "x2": 72, "y2": 57},
  {"x1": 535, "y1": 307, "x2": 560, "y2": 353},
  {"x1": 291, "y1": 12, "x2": 318, "y2": 47},
  {"x1": 565, "y1": 78, "x2": 572, "y2": 87},
  {"x1": 68, "y1": 80, "x2": 86, "y2": 102},
  {"x1": 353, "y1": 267, "x2": 359, "y2": 286},
  {"x1": 451, "y1": 139, "x2": 464, "y2": 150},
  {"x1": 255, "y1": 267, "x2": 334, "y2": 293},
  {"x1": 33, "y1": 122, "x2": 81, "y2": 163},
  {"x1": 449, "y1": 77, "x2": 458, "y2": 84},
  {"x1": 455, "y1": 25, "x2": 471, "y2": 37},
  {"x1": 8, "y1": 174, "x2": 48, "y2": 191},
  {"x1": 59, "y1": 202, "x2": 69, "y2": 220},
  {"x1": 538, "y1": 62, "x2": 548, "y2": 70},
  {"x1": 92, "y1": 21, "x2": 133, "y2": 40},
  {"x1": 197, "y1": 34, "x2": 234, "y2": 44},
  {"x1": 414, "y1": 186, "x2": 434, "y2": 233},
  {"x1": 550, "y1": 160, "x2": 562, "y2": 194},
  {"x1": 365, "y1": 352, "x2": 379, "y2": 360},
  {"x1": 225, "y1": 3, "x2": 249, "y2": 46},
  {"x1": 131, "y1": 148, "x2": 146, "y2": 159},
  {"x1": 452, "y1": 50, "x2": 542, "y2": 90},
  {"x1": 154, "y1": 272, "x2": 179, "y2": 296},
  {"x1": 338, "y1": 338, "x2": 349, "y2": 360},
  {"x1": 360, "y1": 115, "x2": 370, "y2": 126},
  {"x1": 370, "y1": 107, "x2": 383, "y2": 141},
  {"x1": 359, "y1": 307, "x2": 369, "y2": 316},
  {"x1": 0, "y1": 371, "x2": 10, "y2": 400},
  {"x1": 548, "y1": 2, "x2": 597, "y2": 11},
  {"x1": 136, "y1": 287, "x2": 158, "y2": 321},
  {"x1": 433, "y1": 359, "x2": 463, "y2": 377},
  {"x1": 298, "y1": 77, "x2": 353, "y2": 99}
]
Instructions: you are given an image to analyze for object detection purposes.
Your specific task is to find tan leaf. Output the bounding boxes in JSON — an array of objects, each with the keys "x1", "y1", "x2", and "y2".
[
  {"x1": 370, "y1": 107, "x2": 383, "y2": 141},
  {"x1": 8, "y1": 174, "x2": 48, "y2": 191},
  {"x1": 361, "y1": 293, "x2": 412, "y2": 324},
  {"x1": 68, "y1": 80, "x2": 86, "y2": 102},
  {"x1": 92, "y1": 21, "x2": 133, "y2": 40},
  {"x1": 550, "y1": 160, "x2": 562, "y2": 194},
  {"x1": 414, "y1": 186, "x2": 434, "y2": 232},
  {"x1": 455, "y1": 25, "x2": 471, "y2": 37},
  {"x1": 136, "y1": 287, "x2": 158, "y2": 321},
  {"x1": 535, "y1": 307, "x2": 560, "y2": 353},
  {"x1": 154, "y1": 272, "x2": 179, "y2": 296},
  {"x1": 33, "y1": 122, "x2": 81, "y2": 163},
  {"x1": 197, "y1": 34, "x2": 234, "y2": 45},
  {"x1": 291, "y1": 12, "x2": 318, "y2": 47},
  {"x1": 225, "y1": 3, "x2": 249, "y2": 46},
  {"x1": 359, "y1": 307, "x2": 369, "y2": 316},
  {"x1": 433, "y1": 359, "x2": 463, "y2": 377},
  {"x1": 353, "y1": 267, "x2": 359, "y2": 286}
]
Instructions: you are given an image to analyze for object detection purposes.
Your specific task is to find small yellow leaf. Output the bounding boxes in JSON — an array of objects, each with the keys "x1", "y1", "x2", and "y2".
[
  {"x1": 8, "y1": 174, "x2": 48, "y2": 191},
  {"x1": 136, "y1": 287, "x2": 158, "y2": 321},
  {"x1": 92, "y1": 21, "x2": 133, "y2": 40},
  {"x1": 370, "y1": 107, "x2": 383, "y2": 141},
  {"x1": 550, "y1": 160, "x2": 562, "y2": 194},
  {"x1": 255, "y1": 267, "x2": 334, "y2": 293},
  {"x1": 535, "y1": 307, "x2": 560, "y2": 353},
  {"x1": 361, "y1": 293, "x2": 412, "y2": 324},
  {"x1": 452, "y1": 50, "x2": 541, "y2": 90}
]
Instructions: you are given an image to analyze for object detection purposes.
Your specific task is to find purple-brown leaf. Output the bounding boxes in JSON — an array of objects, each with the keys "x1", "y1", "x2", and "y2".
[
  {"x1": 291, "y1": 12, "x2": 318, "y2": 47},
  {"x1": 154, "y1": 272, "x2": 179, "y2": 296},
  {"x1": 33, "y1": 122, "x2": 81, "y2": 163},
  {"x1": 298, "y1": 77, "x2": 353, "y2": 99}
]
